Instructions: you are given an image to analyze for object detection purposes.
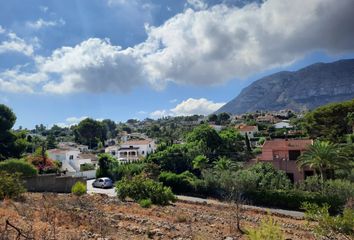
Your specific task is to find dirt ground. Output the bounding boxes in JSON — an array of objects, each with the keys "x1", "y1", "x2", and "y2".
[{"x1": 0, "y1": 193, "x2": 316, "y2": 240}]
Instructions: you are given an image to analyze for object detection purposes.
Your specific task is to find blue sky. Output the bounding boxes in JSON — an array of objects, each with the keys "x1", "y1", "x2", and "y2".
[{"x1": 0, "y1": 0, "x2": 353, "y2": 129}]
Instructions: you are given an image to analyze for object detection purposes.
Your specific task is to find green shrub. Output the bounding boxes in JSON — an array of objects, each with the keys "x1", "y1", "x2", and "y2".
[
  {"x1": 246, "y1": 215, "x2": 285, "y2": 240},
  {"x1": 80, "y1": 163, "x2": 95, "y2": 171},
  {"x1": 71, "y1": 181, "x2": 87, "y2": 196},
  {"x1": 110, "y1": 162, "x2": 146, "y2": 181},
  {"x1": 0, "y1": 171, "x2": 26, "y2": 200},
  {"x1": 158, "y1": 171, "x2": 196, "y2": 194},
  {"x1": 115, "y1": 175, "x2": 176, "y2": 205},
  {"x1": 245, "y1": 189, "x2": 344, "y2": 213},
  {"x1": 302, "y1": 202, "x2": 354, "y2": 237},
  {"x1": 0, "y1": 159, "x2": 37, "y2": 177},
  {"x1": 139, "y1": 198, "x2": 152, "y2": 208}
]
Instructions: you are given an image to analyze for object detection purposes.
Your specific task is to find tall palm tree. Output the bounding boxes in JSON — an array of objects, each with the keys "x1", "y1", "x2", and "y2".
[{"x1": 297, "y1": 141, "x2": 348, "y2": 181}]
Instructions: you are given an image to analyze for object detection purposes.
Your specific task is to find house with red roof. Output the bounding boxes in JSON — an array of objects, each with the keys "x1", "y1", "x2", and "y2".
[
  {"x1": 236, "y1": 125, "x2": 259, "y2": 138},
  {"x1": 258, "y1": 139, "x2": 314, "y2": 183}
]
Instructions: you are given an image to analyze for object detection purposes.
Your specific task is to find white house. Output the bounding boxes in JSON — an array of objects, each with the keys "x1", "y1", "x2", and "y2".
[
  {"x1": 105, "y1": 139, "x2": 156, "y2": 163},
  {"x1": 237, "y1": 125, "x2": 259, "y2": 138},
  {"x1": 274, "y1": 120, "x2": 293, "y2": 129},
  {"x1": 47, "y1": 148, "x2": 96, "y2": 178}
]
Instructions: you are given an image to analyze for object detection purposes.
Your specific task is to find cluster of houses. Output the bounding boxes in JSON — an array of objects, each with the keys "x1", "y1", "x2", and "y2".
[{"x1": 46, "y1": 135, "x2": 157, "y2": 179}]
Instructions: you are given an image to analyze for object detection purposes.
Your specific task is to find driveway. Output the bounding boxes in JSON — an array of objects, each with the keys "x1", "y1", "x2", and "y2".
[{"x1": 87, "y1": 179, "x2": 116, "y2": 197}]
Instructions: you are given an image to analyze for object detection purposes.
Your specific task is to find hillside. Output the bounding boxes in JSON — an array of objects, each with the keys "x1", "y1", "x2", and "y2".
[
  {"x1": 216, "y1": 59, "x2": 354, "y2": 114},
  {"x1": 0, "y1": 193, "x2": 315, "y2": 239}
]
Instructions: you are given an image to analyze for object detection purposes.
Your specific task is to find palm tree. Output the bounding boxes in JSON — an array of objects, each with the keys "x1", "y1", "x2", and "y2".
[{"x1": 297, "y1": 141, "x2": 348, "y2": 181}]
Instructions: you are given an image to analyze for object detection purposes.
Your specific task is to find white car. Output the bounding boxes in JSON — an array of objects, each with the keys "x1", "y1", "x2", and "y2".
[{"x1": 92, "y1": 177, "x2": 113, "y2": 188}]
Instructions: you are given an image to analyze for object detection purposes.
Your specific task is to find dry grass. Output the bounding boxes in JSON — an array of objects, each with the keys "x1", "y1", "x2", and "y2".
[{"x1": 0, "y1": 193, "x2": 317, "y2": 239}]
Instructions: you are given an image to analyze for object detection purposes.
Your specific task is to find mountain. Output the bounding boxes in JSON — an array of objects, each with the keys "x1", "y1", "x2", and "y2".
[{"x1": 216, "y1": 59, "x2": 354, "y2": 114}]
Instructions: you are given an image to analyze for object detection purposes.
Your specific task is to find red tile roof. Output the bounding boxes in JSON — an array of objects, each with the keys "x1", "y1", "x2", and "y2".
[
  {"x1": 237, "y1": 125, "x2": 258, "y2": 132},
  {"x1": 262, "y1": 139, "x2": 313, "y2": 151}
]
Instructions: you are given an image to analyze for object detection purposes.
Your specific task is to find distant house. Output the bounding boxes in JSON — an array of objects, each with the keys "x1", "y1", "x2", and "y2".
[
  {"x1": 273, "y1": 120, "x2": 293, "y2": 129},
  {"x1": 256, "y1": 114, "x2": 277, "y2": 123},
  {"x1": 209, "y1": 124, "x2": 225, "y2": 132},
  {"x1": 257, "y1": 139, "x2": 314, "y2": 183},
  {"x1": 47, "y1": 148, "x2": 96, "y2": 178},
  {"x1": 105, "y1": 139, "x2": 156, "y2": 163},
  {"x1": 237, "y1": 125, "x2": 259, "y2": 138},
  {"x1": 58, "y1": 142, "x2": 89, "y2": 152}
]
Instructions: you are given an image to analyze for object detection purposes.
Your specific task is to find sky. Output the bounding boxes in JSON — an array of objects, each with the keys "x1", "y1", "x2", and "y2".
[{"x1": 0, "y1": 0, "x2": 354, "y2": 129}]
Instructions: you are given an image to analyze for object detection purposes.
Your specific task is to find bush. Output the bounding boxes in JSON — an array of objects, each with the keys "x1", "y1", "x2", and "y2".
[
  {"x1": 298, "y1": 177, "x2": 354, "y2": 204},
  {"x1": 139, "y1": 198, "x2": 152, "y2": 208},
  {"x1": 158, "y1": 171, "x2": 196, "y2": 194},
  {"x1": 110, "y1": 162, "x2": 146, "y2": 181},
  {"x1": 80, "y1": 163, "x2": 95, "y2": 171},
  {"x1": 115, "y1": 175, "x2": 176, "y2": 205},
  {"x1": 245, "y1": 189, "x2": 344, "y2": 213},
  {"x1": 247, "y1": 215, "x2": 285, "y2": 240},
  {"x1": 0, "y1": 171, "x2": 26, "y2": 200},
  {"x1": 0, "y1": 159, "x2": 37, "y2": 177},
  {"x1": 71, "y1": 181, "x2": 87, "y2": 196},
  {"x1": 302, "y1": 202, "x2": 354, "y2": 238}
]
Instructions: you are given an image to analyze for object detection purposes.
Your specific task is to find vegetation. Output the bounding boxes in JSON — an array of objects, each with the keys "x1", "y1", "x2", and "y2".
[
  {"x1": 303, "y1": 99, "x2": 354, "y2": 142},
  {"x1": 246, "y1": 215, "x2": 285, "y2": 240},
  {"x1": 297, "y1": 141, "x2": 349, "y2": 181},
  {"x1": 302, "y1": 202, "x2": 354, "y2": 238},
  {"x1": 0, "y1": 104, "x2": 28, "y2": 160},
  {"x1": 139, "y1": 198, "x2": 152, "y2": 208},
  {"x1": 71, "y1": 181, "x2": 87, "y2": 196},
  {"x1": 115, "y1": 175, "x2": 176, "y2": 205},
  {"x1": 0, "y1": 159, "x2": 37, "y2": 177},
  {"x1": 80, "y1": 163, "x2": 96, "y2": 171},
  {"x1": 0, "y1": 171, "x2": 26, "y2": 200}
]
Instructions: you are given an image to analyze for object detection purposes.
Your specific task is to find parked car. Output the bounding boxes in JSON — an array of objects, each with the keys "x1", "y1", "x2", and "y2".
[{"x1": 92, "y1": 177, "x2": 113, "y2": 188}]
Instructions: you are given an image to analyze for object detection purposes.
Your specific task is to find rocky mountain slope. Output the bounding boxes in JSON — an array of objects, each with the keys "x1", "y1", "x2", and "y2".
[{"x1": 216, "y1": 59, "x2": 354, "y2": 114}]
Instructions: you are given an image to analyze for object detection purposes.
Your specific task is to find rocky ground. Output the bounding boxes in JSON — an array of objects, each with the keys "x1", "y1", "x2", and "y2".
[{"x1": 0, "y1": 193, "x2": 316, "y2": 240}]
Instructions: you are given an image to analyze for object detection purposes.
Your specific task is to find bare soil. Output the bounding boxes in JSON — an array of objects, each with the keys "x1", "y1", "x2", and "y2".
[{"x1": 0, "y1": 193, "x2": 316, "y2": 239}]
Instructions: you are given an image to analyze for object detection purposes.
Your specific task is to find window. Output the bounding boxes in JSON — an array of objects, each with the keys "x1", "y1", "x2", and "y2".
[
  {"x1": 69, "y1": 155, "x2": 74, "y2": 160},
  {"x1": 112, "y1": 151, "x2": 116, "y2": 156},
  {"x1": 142, "y1": 151, "x2": 145, "y2": 154},
  {"x1": 289, "y1": 150, "x2": 301, "y2": 161}
]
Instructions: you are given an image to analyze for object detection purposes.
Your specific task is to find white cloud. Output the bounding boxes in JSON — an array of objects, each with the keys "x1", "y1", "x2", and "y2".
[
  {"x1": 0, "y1": 25, "x2": 5, "y2": 34},
  {"x1": 149, "y1": 98, "x2": 225, "y2": 118},
  {"x1": 149, "y1": 109, "x2": 170, "y2": 119},
  {"x1": 171, "y1": 98, "x2": 225, "y2": 115},
  {"x1": 1, "y1": 0, "x2": 354, "y2": 94},
  {"x1": 138, "y1": 0, "x2": 354, "y2": 87},
  {"x1": 169, "y1": 99, "x2": 178, "y2": 103},
  {"x1": 39, "y1": 6, "x2": 49, "y2": 13},
  {"x1": 0, "y1": 32, "x2": 35, "y2": 56},
  {"x1": 186, "y1": 0, "x2": 208, "y2": 10},
  {"x1": 26, "y1": 18, "x2": 65, "y2": 30},
  {"x1": 66, "y1": 116, "x2": 88, "y2": 124},
  {"x1": 39, "y1": 38, "x2": 144, "y2": 94}
]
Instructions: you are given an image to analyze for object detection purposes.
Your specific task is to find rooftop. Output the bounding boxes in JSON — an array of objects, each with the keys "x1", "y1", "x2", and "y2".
[{"x1": 262, "y1": 139, "x2": 313, "y2": 150}]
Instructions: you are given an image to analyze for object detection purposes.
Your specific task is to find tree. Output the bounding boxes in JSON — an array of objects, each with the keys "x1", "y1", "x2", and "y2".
[
  {"x1": 46, "y1": 134, "x2": 57, "y2": 149},
  {"x1": 193, "y1": 155, "x2": 208, "y2": 170},
  {"x1": 208, "y1": 114, "x2": 218, "y2": 122},
  {"x1": 218, "y1": 112, "x2": 230, "y2": 124},
  {"x1": 219, "y1": 128, "x2": 245, "y2": 159},
  {"x1": 297, "y1": 141, "x2": 349, "y2": 182},
  {"x1": 102, "y1": 119, "x2": 117, "y2": 139},
  {"x1": 245, "y1": 133, "x2": 252, "y2": 152},
  {"x1": 303, "y1": 99, "x2": 354, "y2": 142},
  {"x1": 0, "y1": 104, "x2": 16, "y2": 131},
  {"x1": 96, "y1": 153, "x2": 115, "y2": 178},
  {"x1": 186, "y1": 124, "x2": 222, "y2": 153},
  {"x1": 0, "y1": 104, "x2": 27, "y2": 160},
  {"x1": 76, "y1": 118, "x2": 106, "y2": 149}
]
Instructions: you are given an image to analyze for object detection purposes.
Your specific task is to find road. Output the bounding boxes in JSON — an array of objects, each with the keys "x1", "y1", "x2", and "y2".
[{"x1": 86, "y1": 179, "x2": 304, "y2": 219}]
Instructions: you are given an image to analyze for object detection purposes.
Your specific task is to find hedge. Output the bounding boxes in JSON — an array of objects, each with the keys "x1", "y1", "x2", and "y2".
[{"x1": 245, "y1": 190, "x2": 344, "y2": 213}]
